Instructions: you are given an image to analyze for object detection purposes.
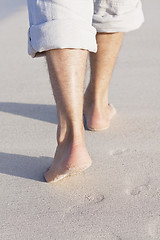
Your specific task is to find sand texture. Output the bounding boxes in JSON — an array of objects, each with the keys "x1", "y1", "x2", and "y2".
[{"x1": 0, "y1": 0, "x2": 160, "y2": 239}]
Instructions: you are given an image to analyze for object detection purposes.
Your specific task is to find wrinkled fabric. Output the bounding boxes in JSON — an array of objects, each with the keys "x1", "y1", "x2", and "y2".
[{"x1": 27, "y1": 0, "x2": 144, "y2": 57}]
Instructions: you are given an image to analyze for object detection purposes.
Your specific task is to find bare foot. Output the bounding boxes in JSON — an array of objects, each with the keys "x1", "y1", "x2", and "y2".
[
  {"x1": 83, "y1": 95, "x2": 116, "y2": 131},
  {"x1": 44, "y1": 139, "x2": 92, "y2": 183}
]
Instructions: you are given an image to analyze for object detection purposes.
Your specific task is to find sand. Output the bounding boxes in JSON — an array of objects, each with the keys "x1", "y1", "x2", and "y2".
[{"x1": 0, "y1": 0, "x2": 160, "y2": 239}]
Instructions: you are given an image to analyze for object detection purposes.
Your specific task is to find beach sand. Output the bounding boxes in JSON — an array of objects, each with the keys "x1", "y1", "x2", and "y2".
[{"x1": 0, "y1": 0, "x2": 160, "y2": 239}]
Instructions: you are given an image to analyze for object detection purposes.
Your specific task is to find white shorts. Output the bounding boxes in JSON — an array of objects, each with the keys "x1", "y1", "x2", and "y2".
[{"x1": 27, "y1": 0, "x2": 144, "y2": 57}]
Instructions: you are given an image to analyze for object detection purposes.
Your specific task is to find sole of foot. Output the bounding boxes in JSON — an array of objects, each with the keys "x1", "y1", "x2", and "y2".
[
  {"x1": 44, "y1": 162, "x2": 92, "y2": 183},
  {"x1": 83, "y1": 104, "x2": 117, "y2": 131}
]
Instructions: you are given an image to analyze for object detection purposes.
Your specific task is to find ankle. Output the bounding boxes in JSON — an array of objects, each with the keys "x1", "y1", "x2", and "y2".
[
  {"x1": 57, "y1": 122, "x2": 84, "y2": 145},
  {"x1": 84, "y1": 95, "x2": 109, "y2": 110},
  {"x1": 84, "y1": 87, "x2": 109, "y2": 107}
]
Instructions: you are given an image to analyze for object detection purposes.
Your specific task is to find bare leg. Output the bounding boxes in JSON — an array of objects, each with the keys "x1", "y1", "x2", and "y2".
[
  {"x1": 84, "y1": 32, "x2": 124, "y2": 130},
  {"x1": 44, "y1": 49, "x2": 92, "y2": 183}
]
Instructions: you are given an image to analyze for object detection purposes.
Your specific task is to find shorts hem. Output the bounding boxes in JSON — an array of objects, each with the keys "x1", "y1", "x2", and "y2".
[
  {"x1": 95, "y1": 18, "x2": 144, "y2": 33},
  {"x1": 92, "y1": 1, "x2": 144, "y2": 33},
  {"x1": 28, "y1": 19, "x2": 97, "y2": 58}
]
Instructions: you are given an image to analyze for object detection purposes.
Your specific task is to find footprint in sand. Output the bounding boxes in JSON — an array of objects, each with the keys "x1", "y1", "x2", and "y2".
[
  {"x1": 84, "y1": 193, "x2": 105, "y2": 204},
  {"x1": 109, "y1": 148, "x2": 129, "y2": 156},
  {"x1": 63, "y1": 193, "x2": 105, "y2": 219},
  {"x1": 148, "y1": 216, "x2": 160, "y2": 239},
  {"x1": 129, "y1": 182, "x2": 150, "y2": 196},
  {"x1": 125, "y1": 174, "x2": 150, "y2": 196}
]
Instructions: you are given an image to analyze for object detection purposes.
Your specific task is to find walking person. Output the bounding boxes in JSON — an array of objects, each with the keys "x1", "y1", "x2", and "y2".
[{"x1": 27, "y1": 0, "x2": 144, "y2": 183}]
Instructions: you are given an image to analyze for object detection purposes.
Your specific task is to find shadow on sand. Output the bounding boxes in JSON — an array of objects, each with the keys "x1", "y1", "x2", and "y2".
[
  {"x1": 0, "y1": 102, "x2": 58, "y2": 124},
  {"x1": 0, "y1": 152, "x2": 52, "y2": 182},
  {"x1": 0, "y1": 102, "x2": 88, "y2": 129},
  {"x1": 0, "y1": 102, "x2": 89, "y2": 181},
  {"x1": 0, "y1": 102, "x2": 57, "y2": 182}
]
